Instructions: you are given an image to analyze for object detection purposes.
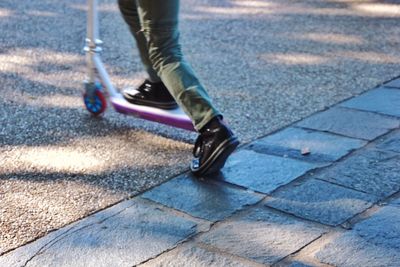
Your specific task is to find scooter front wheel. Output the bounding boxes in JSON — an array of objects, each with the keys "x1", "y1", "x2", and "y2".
[{"x1": 83, "y1": 86, "x2": 107, "y2": 116}]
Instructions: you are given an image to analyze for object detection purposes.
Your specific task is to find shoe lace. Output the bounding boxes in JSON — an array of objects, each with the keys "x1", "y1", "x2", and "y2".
[{"x1": 138, "y1": 80, "x2": 152, "y2": 93}]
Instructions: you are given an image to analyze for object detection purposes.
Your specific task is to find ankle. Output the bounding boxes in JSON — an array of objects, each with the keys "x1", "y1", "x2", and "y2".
[
  {"x1": 144, "y1": 79, "x2": 161, "y2": 86},
  {"x1": 200, "y1": 115, "x2": 224, "y2": 133},
  {"x1": 146, "y1": 77, "x2": 162, "y2": 84}
]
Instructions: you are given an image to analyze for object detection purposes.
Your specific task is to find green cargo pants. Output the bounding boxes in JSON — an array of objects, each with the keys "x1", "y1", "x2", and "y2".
[{"x1": 117, "y1": 0, "x2": 221, "y2": 131}]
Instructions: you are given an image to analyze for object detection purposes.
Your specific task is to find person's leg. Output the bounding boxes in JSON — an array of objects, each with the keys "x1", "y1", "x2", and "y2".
[
  {"x1": 137, "y1": 0, "x2": 239, "y2": 175},
  {"x1": 136, "y1": 0, "x2": 220, "y2": 131},
  {"x1": 117, "y1": 0, "x2": 159, "y2": 82},
  {"x1": 118, "y1": 0, "x2": 178, "y2": 109}
]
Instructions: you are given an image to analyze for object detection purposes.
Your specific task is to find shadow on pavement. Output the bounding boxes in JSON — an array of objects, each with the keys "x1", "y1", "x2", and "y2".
[{"x1": 2, "y1": 0, "x2": 400, "y2": 256}]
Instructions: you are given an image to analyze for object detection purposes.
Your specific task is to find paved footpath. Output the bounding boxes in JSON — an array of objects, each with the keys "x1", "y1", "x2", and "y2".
[
  {"x1": 3, "y1": 0, "x2": 400, "y2": 257},
  {"x1": 1, "y1": 79, "x2": 400, "y2": 267}
]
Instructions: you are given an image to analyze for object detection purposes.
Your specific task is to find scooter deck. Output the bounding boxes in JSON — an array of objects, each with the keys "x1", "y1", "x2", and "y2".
[{"x1": 111, "y1": 94, "x2": 195, "y2": 131}]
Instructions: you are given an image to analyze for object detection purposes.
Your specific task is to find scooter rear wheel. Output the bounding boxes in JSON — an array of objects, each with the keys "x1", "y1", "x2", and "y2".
[{"x1": 83, "y1": 87, "x2": 107, "y2": 116}]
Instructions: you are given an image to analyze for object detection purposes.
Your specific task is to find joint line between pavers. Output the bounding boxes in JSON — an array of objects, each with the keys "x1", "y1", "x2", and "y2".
[
  {"x1": 262, "y1": 203, "x2": 338, "y2": 229},
  {"x1": 330, "y1": 188, "x2": 400, "y2": 230},
  {"x1": 136, "y1": 238, "x2": 196, "y2": 266},
  {"x1": 375, "y1": 130, "x2": 400, "y2": 154},
  {"x1": 381, "y1": 190, "x2": 400, "y2": 206},
  {"x1": 343, "y1": 203, "x2": 386, "y2": 231},
  {"x1": 339, "y1": 105, "x2": 400, "y2": 120},
  {"x1": 273, "y1": 228, "x2": 348, "y2": 267},
  {"x1": 21, "y1": 226, "x2": 77, "y2": 267},
  {"x1": 293, "y1": 125, "x2": 371, "y2": 142},
  {"x1": 334, "y1": 105, "x2": 400, "y2": 122},
  {"x1": 138, "y1": 196, "x2": 214, "y2": 226},
  {"x1": 376, "y1": 146, "x2": 400, "y2": 155},
  {"x1": 328, "y1": 81, "x2": 386, "y2": 109},
  {"x1": 246, "y1": 144, "x2": 336, "y2": 164},
  {"x1": 258, "y1": 163, "x2": 326, "y2": 197},
  {"x1": 135, "y1": 227, "x2": 201, "y2": 267},
  {"x1": 271, "y1": 233, "x2": 327, "y2": 267},
  {"x1": 338, "y1": 205, "x2": 381, "y2": 231},
  {"x1": 265, "y1": 182, "x2": 378, "y2": 230},
  {"x1": 195, "y1": 241, "x2": 268, "y2": 267},
  {"x1": 312, "y1": 177, "x2": 379, "y2": 198},
  {"x1": 383, "y1": 75, "x2": 400, "y2": 85},
  {"x1": 206, "y1": 177, "x2": 269, "y2": 197}
]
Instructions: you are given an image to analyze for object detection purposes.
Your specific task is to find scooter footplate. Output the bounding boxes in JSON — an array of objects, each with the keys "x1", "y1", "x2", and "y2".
[{"x1": 111, "y1": 95, "x2": 195, "y2": 131}]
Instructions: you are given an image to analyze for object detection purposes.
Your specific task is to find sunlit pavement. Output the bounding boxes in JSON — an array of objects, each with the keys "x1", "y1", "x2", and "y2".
[
  {"x1": 2, "y1": 79, "x2": 400, "y2": 266},
  {"x1": 1, "y1": 0, "x2": 400, "y2": 265}
]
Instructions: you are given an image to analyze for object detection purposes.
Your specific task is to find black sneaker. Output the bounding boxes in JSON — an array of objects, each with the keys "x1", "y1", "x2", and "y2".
[
  {"x1": 191, "y1": 116, "x2": 239, "y2": 176},
  {"x1": 123, "y1": 80, "x2": 178, "y2": 110}
]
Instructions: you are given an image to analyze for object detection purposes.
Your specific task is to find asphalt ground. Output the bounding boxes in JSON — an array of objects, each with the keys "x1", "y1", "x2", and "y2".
[{"x1": 1, "y1": 0, "x2": 400, "y2": 254}]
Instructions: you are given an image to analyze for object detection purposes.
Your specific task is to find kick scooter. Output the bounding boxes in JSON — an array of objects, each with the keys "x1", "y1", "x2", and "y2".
[{"x1": 82, "y1": 0, "x2": 195, "y2": 131}]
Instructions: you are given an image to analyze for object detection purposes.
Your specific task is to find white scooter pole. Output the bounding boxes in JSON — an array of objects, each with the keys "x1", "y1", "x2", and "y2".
[{"x1": 84, "y1": 0, "x2": 118, "y2": 98}]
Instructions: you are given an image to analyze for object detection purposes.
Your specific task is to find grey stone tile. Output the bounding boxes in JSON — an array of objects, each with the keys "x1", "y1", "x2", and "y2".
[
  {"x1": 0, "y1": 199, "x2": 138, "y2": 267},
  {"x1": 141, "y1": 175, "x2": 263, "y2": 222},
  {"x1": 384, "y1": 78, "x2": 400, "y2": 88},
  {"x1": 266, "y1": 179, "x2": 378, "y2": 226},
  {"x1": 376, "y1": 130, "x2": 400, "y2": 154},
  {"x1": 317, "y1": 150, "x2": 400, "y2": 197},
  {"x1": 297, "y1": 107, "x2": 399, "y2": 140},
  {"x1": 389, "y1": 197, "x2": 400, "y2": 207},
  {"x1": 140, "y1": 243, "x2": 253, "y2": 267},
  {"x1": 249, "y1": 127, "x2": 366, "y2": 163},
  {"x1": 219, "y1": 150, "x2": 319, "y2": 194},
  {"x1": 340, "y1": 88, "x2": 400, "y2": 117},
  {"x1": 17, "y1": 199, "x2": 197, "y2": 267},
  {"x1": 316, "y1": 204, "x2": 400, "y2": 267},
  {"x1": 200, "y1": 207, "x2": 325, "y2": 265},
  {"x1": 287, "y1": 262, "x2": 317, "y2": 267}
]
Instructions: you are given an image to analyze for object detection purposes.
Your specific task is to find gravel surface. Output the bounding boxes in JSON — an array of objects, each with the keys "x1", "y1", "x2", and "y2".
[{"x1": 1, "y1": 0, "x2": 400, "y2": 254}]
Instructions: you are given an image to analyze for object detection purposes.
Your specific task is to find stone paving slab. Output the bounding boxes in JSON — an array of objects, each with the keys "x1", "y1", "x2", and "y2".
[
  {"x1": 383, "y1": 78, "x2": 400, "y2": 88},
  {"x1": 218, "y1": 149, "x2": 319, "y2": 194},
  {"x1": 376, "y1": 130, "x2": 400, "y2": 154},
  {"x1": 316, "y1": 149, "x2": 400, "y2": 197},
  {"x1": 0, "y1": 199, "x2": 138, "y2": 267},
  {"x1": 296, "y1": 107, "x2": 399, "y2": 140},
  {"x1": 315, "y1": 203, "x2": 400, "y2": 267},
  {"x1": 141, "y1": 175, "x2": 263, "y2": 222},
  {"x1": 390, "y1": 197, "x2": 400, "y2": 207},
  {"x1": 248, "y1": 127, "x2": 366, "y2": 163},
  {"x1": 340, "y1": 88, "x2": 400, "y2": 118},
  {"x1": 139, "y1": 243, "x2": 261, "y2": 267},
  {"x1": 265, "y1": 179, "x2": 378, "y2": 226},
  {"x1": 4, "y1": 0, "x2": 400, "y2": 255},
  {"x1": 286, "y1": 261, "x2": 318, "y2": 267},
  {"x1": 200, "y1": 207, "x2": 326, "y2": 266},
  {"x1": 9, "y1": 198, "x2": 197, "y2": 267}
]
